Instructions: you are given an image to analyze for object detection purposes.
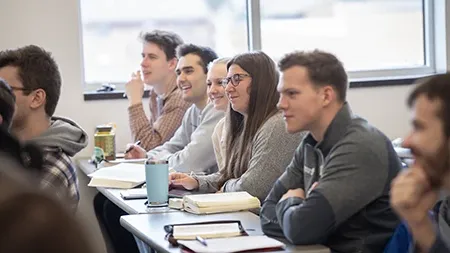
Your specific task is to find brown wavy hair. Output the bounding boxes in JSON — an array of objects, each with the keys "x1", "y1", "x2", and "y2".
[{"x1": 218, "y1": 51, "x2": 279, "y2": 188}]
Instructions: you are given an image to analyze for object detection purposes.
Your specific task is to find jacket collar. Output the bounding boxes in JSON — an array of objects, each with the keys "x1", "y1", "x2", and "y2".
[{"x1": 304, "y1": 102, "x2": 353, "y2": 156}]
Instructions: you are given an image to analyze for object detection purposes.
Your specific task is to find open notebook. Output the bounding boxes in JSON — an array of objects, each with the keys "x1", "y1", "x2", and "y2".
[
  {"x1": 183, "y1": 192, "x2": 261, "y2": 214},
  {"x1": 88, "y1": 163, "x2": 145, "y2": 189},
  {"x1": 164, "y1": 220, "x2": 246, "y2": 244},
  {"x1": 178, "y1": 235, "x2": 285, "y2": 253}
]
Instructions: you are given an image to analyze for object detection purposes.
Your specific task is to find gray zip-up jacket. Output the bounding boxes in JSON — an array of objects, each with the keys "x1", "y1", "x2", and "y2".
[
  {"x1": 147, "y1": 103, "x2": 224, "y2": 174},
  {"x1": 260, "y1": 103, "x2": 401, "y2": 253}
]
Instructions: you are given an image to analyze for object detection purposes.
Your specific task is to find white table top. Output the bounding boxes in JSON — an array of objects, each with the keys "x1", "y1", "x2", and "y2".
[
  {"x1": 76, "y1": 159, "x2": 149, "y2": 214},
  {"x1": 120, "y1": 212, "x2": 330, "y2": 253}
]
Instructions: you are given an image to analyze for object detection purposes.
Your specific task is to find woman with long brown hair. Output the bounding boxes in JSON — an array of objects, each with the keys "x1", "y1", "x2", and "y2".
[{"x1": 169, "y1": 51, "x2": 305, "y2": 202}]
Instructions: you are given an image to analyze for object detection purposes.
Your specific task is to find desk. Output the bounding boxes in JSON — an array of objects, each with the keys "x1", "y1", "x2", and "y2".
[
  {"x1": 76, "y1": 159, "x2": 149, "y2": 214},
  {"x1": 120, "y1": 212, "x2": 330, "y2": 253}
]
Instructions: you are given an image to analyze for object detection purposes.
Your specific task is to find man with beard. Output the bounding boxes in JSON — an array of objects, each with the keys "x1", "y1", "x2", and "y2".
[{"x1": 391, "y1": 73, "x2": 450, "y2": 252}]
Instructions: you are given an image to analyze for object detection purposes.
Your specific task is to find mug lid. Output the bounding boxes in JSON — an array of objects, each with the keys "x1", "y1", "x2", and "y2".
[{"x1": 146, "y1": 159, "x2": 168, "y2": 164}]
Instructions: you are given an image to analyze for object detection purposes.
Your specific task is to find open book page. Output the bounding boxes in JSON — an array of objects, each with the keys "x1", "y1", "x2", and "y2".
[
  {"x1": 88, "y1": 163, "x2": 145, "y2": 182},
  {"x1": 184, "y1": 192, "x2": 260, "y2": 208},
  {"x1": 106, "y1": 158, "x2": 148, "y2": 164},
  {"x1": 178, "y1": 235, "x2": 285, "y2": 253},
  {"x1": 173, "y1": 223, "x2": 241, "y2": 240}
]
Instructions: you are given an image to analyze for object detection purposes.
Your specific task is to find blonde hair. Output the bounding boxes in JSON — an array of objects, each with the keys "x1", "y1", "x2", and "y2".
[{"x1": 207, "y1": 57, "x2": 231, "y2": 71}]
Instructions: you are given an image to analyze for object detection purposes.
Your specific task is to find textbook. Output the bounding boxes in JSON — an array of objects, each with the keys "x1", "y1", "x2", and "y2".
[
  {"x1": 172, "y1": 222, "x2": 241, "y2": 240},
  {"x1": 178, "y1": 235, "x2": 285, "y2": 253},
  {"x1": 183, "y1": 192, "x2": 260, "y2": 214},
  {"x1": 88, "y1": 163, "x2": 145, "y2": 189}
]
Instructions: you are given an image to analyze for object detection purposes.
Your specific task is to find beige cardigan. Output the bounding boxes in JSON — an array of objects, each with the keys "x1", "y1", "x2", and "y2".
[{"x1": 195, "y1": 112, "x2": 306, "y2": 202}]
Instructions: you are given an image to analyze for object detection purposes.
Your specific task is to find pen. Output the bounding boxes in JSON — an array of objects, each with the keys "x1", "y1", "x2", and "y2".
[
  {"x1": 195, "y1": 236, "x2": 208, "y2": 246},
  {"x1": 125, "y1": 140, "x2": 141, "y2": 154}
]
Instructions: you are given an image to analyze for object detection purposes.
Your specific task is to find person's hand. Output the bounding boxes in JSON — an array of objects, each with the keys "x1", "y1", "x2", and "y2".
[
  {"x1": 124, "y1": 144, "x2": 146, "y2": 159},
  {"x1": 125, "y1": 70, "x2": 144, "y2": 106},
  {"x1": 391, "y1": 167, "x2": 438, "y2": 226},
  {"x1": 169, "y1": 172, "x2": 199, "y2": 190},
  {"x1": 391, "y1": 166, "x2": 439, "y2": 251},
  {"x1": 280, "y1": 188, "x2": 305, "y2": 202}
]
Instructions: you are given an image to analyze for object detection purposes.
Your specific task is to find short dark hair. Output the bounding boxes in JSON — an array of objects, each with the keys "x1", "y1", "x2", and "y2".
[
  {"x1": 0, "y1": 78, "x2": 15, "y2": 129},
  {"x1": 0, "y1": 45, "x2": 61, "y2": 117},
  {"x1": 408, "y1": 73, "x2": 450, "y2": 137},
  {"x1": 278, "y1": 50, "x2": 348, "y2": 102},
  {"x1": 176, "y1": 44, "x2": 218, "y2": 74},
  {"x1": 140, "y1": 30, "x2": 184, "y2": 60}
]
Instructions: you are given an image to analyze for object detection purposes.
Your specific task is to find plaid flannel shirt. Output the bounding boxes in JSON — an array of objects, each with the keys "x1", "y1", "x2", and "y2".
[
  {"x1": 128, "y1": 80, "x2": 191, "y2": 151},
  {"x1": 39, "y1": 147, "x2": 79, "y2": 212}
]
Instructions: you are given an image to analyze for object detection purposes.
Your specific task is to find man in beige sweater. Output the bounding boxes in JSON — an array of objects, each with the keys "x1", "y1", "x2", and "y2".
[{"x1": 125, "y1": 30, "x2": 191, "y2": 151}]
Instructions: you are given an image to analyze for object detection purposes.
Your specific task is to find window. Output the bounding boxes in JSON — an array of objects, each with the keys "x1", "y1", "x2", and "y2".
[
  {"x1": 80, "y1": 0, "x2": 435, "y2": 95},
  {"x1": 79, "y1": 0, "x2": 248, "y2": 92},
  {"x1": 260, "y1": 0, "x2": 425, "y2": 72}
]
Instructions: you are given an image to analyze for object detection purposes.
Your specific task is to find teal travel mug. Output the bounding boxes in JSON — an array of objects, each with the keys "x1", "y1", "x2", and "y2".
[{"x1": 145, "y1": 159, "x2": 169, "y2": 207}]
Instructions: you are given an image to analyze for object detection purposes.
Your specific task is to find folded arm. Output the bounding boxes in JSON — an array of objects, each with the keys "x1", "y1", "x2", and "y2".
[{"x1": 275, "y1": 142, "x2": 388, "y2": 244}]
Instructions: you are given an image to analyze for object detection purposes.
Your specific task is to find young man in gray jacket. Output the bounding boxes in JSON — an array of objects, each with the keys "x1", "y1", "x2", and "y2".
[
  {"x1": 0, "y1": 45, "x2": 88, "y2": 212},
  {"x1": 391, "y1": 73, "x2": 450, "y2": 252},
  {"x1": 126, "y1": 44, "x2": 224, "y2": 174},
  {"x1": 260, "y1": 50, "x2": 401, "y2": 252}
]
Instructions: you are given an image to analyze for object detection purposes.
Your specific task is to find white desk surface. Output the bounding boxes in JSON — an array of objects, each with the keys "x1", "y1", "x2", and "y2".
[
  {"x1": 76, "y1": 159, "x2": 149, "y2": 214},
  {"x1": 120, "y1": 212, "x2": 330, "y2": 253},
  {"x1": 78, "y1": 159, "x2": 330, "y2": 253}
]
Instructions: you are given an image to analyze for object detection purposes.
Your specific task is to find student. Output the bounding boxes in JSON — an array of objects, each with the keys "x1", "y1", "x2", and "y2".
[
  {"x1": 169, "y1": 51, "x2": 305, "y2": 203},
  {"x1": 0, "y1": 77, "x2": 94, "y2": 253},
  {"x1": 260, "y1": 50, "x2": 401, "y2": 252},
  {"x1": 0, "y1": 78, "x2": 43, "y2": 171},
  {"x1": 0, "y1": 45, "x2": 88, "y2": 212},
  {"x1": 207, "y1": 57, "x2": 230, "y2": 169},
  {"x1": 100, "y1": 44, "x2": 222, "y2": 253},
  {"x1": 390, "y1": 73, "x2": 450, "y2": 252},
  {"x1": 126, "y1": 44, "x2": 224, "y2": 174},
  {"x1": 126, "y1": 30, "x2": 191, "y2": 151}
]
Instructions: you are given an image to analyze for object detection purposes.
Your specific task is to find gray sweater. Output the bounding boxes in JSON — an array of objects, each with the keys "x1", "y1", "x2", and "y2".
[
  {"x1": 147, "y1": 103, "x2": 224, "y2": 174},
  {"x1": 260, "y1": 103, "x2": 401, "y2": 253},
  {"x1": 195, "y1": 112, "x2": 305, "y2": 202}
]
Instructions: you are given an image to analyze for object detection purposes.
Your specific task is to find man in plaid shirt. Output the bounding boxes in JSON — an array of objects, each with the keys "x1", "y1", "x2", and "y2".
[
  {"x1": 125, "y1": 30, "x2": 191, "y2": 151},
  {"x1": 0, "y1": 45, "x2": 88, "y2": 212}
]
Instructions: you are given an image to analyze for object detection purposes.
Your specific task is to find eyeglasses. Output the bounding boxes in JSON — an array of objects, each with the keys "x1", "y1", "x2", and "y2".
[
  {"x1": 221, "y1": 73, "x2": 251, "y2": 88},
  {"x1": 10, "y1": 86, "x2": 30, "y2": 91},
  {"x1": 9, "y1": 86, "x2": 33, "y2": 93}
]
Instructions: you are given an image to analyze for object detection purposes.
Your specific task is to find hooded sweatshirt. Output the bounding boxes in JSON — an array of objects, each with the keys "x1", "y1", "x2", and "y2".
[{"x1": 27, "y1": 116, "x2": 88, "y2": 212}]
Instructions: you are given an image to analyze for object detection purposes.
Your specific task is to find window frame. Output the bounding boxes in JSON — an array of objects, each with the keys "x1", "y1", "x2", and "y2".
[{"x1": 82, "y1": 0, "x2": 447, "y2": 100}]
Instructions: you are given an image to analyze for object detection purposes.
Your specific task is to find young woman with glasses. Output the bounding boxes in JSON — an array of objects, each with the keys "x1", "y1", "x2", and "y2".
[{"x1": 169, "y1": 51, "x2": 306, "y2": 203}]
